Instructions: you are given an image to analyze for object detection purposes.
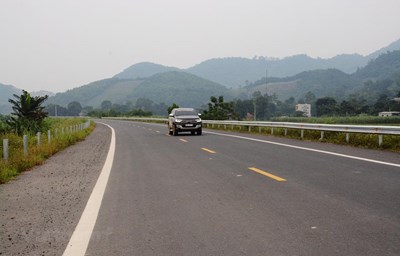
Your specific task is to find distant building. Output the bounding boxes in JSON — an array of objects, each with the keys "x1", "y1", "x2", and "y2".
[
  {"x1": 378, "y1": 111, "x2": 400, "y2": 117},
  {"x1": 295, "y1": 104, "x2": 311, "y2": 117}
]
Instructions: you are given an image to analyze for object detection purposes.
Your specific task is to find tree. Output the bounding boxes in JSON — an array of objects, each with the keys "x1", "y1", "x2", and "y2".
[
  {"x1": 279, "y1": 97, "x2": 296, "y2": 116},
  {"x1": 101, "y1": 100, "x2": 112, "y2": 111},
  {"x1": 233, "y1": 99, "x2": 253, "y2": 120},
  {"x1": 45, "y1": 104, "x2": 70, "y2": 116},
  {"x1": 7, "y1": 90, "x2": 48, "y2": 135},
  {"x1": 67, "y1": 101, "x2": 82, "y2": 116},
  {"x1": 135, "y1": 98, "x2": 153, "y2": 111},
  {"x1": 202, "y1": 96, "x2": 238, "y2": 120},
  {"x1": 168, "y1": 103, "x2": 180, "y2": 114},
  {"x1": 339, "y1": 100, "x2": 355, "y2": 116},
  {"x1": 372, "y1": 94, "x2": 390, "y2": 114},
  {"x1": 316, "y1": 97, "x2": 338, "y2": 116},
  {"x1": 304, "y1": 91, "x2": 316, "y2": 104}
]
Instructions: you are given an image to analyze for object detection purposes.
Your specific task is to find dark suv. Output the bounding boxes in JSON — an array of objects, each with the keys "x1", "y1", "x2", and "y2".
[{"x1": 168, "y1": 108, "x2": 202, "y2": 136}]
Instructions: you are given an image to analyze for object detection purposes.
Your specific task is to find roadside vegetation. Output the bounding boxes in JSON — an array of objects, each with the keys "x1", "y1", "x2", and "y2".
[
  {"x1": 202, "y1": 123, "x2": 400, "y2": 152},
  {"x1": 0, "y1": 118, "x2": 94, "y2": 183},
  {"x1": 0, "y1": 91, "x2": 94, "y2": 183},
  {"x1": 200, "y1": 96, "x2": 399, "y2": 151},
  {"x1": 270, "y1": 116, "x2": 400, "y2": 125}
]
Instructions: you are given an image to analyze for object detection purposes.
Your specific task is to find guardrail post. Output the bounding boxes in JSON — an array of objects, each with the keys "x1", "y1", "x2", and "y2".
[
  {"x1": 378, "y1": 135, "x2": 383, "y2": 146},
  {"x1": 37, "y1": 132, "x2": 41, "y2": 145},
  {"x1": 23, "y1": 135, "x2": 28, "y2": 156},
  {"x1": 231, "y1": 124, "x2": 234, "y2": 130},
  {"x1": 248, "y1": 126, "x2": 251, "y2": 132},
  {"x1": 284, "y1": 128, "x2": 287, "y2": 136},
  {"x1": 271, "y1": 128, "x2": 274, "y2": 135},
  {"x1": 346, "y1": 133, "x2": 350, "y2": 143},
  {"x1": 55, "y1": 128, "x2": 58, "y2": 138},
  {"x1": 62, "y1": 127, "x2": 64, "y2": 135},
  {"x1": 259, "y1": 127, "x2": 262, "y2": 133},
  {"x1": 48, "y1": 130, "x2": 51, "y2": 144},
  {"x1": 301, "y1": 130, "x2": 304, "y2": 139},
  {"x1": 3, "y1": 139, "x2": 8, "y2": 161},
  {"x1": 320, "y1": 131, "x2": 324, "y2": 140}
]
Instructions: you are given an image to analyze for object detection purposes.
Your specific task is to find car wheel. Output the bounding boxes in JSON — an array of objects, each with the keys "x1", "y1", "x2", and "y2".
[
  {"x1": 197, "y1": 128, "x2": 202, "y2": 135},
  {"x1": 173, "y1": 125, "x2": 178, "y2": 136}
]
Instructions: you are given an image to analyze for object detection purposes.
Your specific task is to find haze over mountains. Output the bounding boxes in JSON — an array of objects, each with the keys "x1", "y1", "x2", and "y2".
[
  {"x1": 1, "y1": 38, "x2": 400, "y2": 114},
  {"x1": 115, "y1": 38, "x2": 400, "y2": 88}
]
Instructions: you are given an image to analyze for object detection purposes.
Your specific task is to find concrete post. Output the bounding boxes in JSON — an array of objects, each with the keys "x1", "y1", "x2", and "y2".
[
  {"x1": 3, "y1": 139, "x2": 8, "y2": 161},
  {"x1": 37, "y1": 132, "x2": 41, "y2": 145},
  {"x1": 23, "y1": 135, "x2": 28, "y2": 156}
]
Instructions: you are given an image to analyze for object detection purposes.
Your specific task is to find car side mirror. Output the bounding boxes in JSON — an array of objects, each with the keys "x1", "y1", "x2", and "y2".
[
  {"x1": 169, "y1": 114, "x2": 174, "y2": 117},
  {"x1": 198, "y1": 113, "x2": 202, "y2": 117}
]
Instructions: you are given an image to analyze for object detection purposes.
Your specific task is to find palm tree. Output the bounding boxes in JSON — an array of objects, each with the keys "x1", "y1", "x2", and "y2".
[{"x1": 7, "y1": 90, "x2": 48, "y2": 134}]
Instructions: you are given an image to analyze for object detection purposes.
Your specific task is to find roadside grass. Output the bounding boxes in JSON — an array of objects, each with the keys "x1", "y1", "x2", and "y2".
[{"x1": 0, "y1": 118, "x2": 95, "y2": 184}]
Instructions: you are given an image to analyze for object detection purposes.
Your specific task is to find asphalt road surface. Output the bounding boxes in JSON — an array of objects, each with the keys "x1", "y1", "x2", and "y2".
[{"x1": 83, "y1": 120, "x2": 400, "y2": 256}]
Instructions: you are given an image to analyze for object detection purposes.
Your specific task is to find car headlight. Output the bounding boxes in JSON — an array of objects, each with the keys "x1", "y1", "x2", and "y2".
[
  {"x1": 196, "y1": 118, "x2": 202, "y2": 122},
  {"x1": 175, "y1": 118, "x2": 182, "y2": 122}
]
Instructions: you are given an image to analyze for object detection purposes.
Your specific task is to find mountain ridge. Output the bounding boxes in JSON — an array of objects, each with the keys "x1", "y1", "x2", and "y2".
[{"x1": 115, "y1": 38, "x2": 400, "y2": 88}]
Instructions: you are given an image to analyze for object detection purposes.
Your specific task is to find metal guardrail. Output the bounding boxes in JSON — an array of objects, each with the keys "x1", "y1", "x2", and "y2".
[
  {"x1": 103, "y1": 117, "x2": 400, "y2": 145},
  {"x1": 104, "y1": 117, "x2": 400, "y2": 135},
  {"x1": 203, "y1": 120, "x2": 400, "y2": 135}
]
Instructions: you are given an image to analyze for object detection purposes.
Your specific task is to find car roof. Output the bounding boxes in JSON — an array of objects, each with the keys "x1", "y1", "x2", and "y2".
[{"x1": 173, "y1": 108, "x2": 195, "y2": 111}]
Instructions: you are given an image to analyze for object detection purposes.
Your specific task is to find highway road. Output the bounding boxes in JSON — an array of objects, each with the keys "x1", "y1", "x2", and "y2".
[{"x1": 78, "y1": 120, "x2": 400, "y2": 255}]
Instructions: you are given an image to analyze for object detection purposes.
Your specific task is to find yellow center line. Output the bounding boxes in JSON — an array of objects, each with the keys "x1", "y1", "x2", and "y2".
[
  {"x1": 180, "y1": 139, "x2": 188, "y2": 142},
  {"x1": 248, "y1": 167, "x2": 286, "y2": 182},
  {"x1": 201, "y1": 148, "x2": 216, "y2": 154}
]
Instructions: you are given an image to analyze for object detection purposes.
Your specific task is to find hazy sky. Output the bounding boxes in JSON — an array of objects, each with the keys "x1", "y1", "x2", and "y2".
[{"x1": 1, "y1": 0, "x2": 400, "y2": 93}]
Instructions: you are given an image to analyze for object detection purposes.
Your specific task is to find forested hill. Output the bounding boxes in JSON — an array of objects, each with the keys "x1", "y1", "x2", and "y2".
[
  {"x1": 114, "y1": 38, "x2": 400, "y2": 88},
  {"x1": 354, "y1": 50, "x2": 400, "y2": 81},
  {"x1": 246, "y1": 50, "x2": 400, "y2": 102},
  {"x1": 186, "y1": 54, "x2": 367, "y2": 88},
  {"x1": 46, "y1": 71, "x2": 231, "y2": 109},
  {"x1": 131, "y1": 71, "x2": 231, "y2": 107},
  {"x1": 114, "y1": 62, "x2": 180, "y2": 79}
]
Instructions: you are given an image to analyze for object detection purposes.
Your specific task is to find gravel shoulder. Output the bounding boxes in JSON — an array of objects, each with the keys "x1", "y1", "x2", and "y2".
[{"x1": 0, "y1": 123, "x2": 111, "y2": 256}]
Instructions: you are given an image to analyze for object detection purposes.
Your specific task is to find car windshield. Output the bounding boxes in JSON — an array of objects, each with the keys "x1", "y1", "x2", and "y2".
[{"x1": 176, "y1": 110, "x2": 197, "y2": 116}]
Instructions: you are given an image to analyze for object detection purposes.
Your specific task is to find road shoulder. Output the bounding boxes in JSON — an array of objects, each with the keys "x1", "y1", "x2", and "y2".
[{"x1": 0, "y1": 123, "x2": 111, "y2": 256}]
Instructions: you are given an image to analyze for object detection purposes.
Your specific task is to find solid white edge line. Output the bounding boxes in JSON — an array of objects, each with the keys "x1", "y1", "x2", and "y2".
[
  {"x1": 63, "y1": 122, "x2": 116, "y2": 256},
  {"x1": 204, "y1": 131, "x2": 400, "y2": 168}
]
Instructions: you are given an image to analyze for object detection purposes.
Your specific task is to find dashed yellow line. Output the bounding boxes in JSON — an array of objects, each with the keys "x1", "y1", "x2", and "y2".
[
  {"x1": 201, "y1": 148, "x2": 216, "y2": 154},
  {"x1": 248, "y1": 167, "x2": 286, "y2": 182}
]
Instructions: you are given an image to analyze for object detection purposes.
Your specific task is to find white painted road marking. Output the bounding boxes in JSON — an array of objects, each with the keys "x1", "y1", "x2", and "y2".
[
  {"x1": 205, "y1": 131, "x2": 400, "y2": 168},
  {"x1": 110, "y1": 120, "x2": 400, "y2": 168},
  {"x1": 63, "y1": 123, "x2": 116, "y2": 256}
]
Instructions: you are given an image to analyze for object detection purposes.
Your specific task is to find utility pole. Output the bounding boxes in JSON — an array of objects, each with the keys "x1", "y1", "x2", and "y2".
[
  {"x1": 253, "y1": 100, "x2": 257, "y2": 121},
  {"x1": 265, "y1": 67, "x2": 268, "y2": 95},
  {"x1": 265, "y1": 62, "x2": 268, "y2": 120}
]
